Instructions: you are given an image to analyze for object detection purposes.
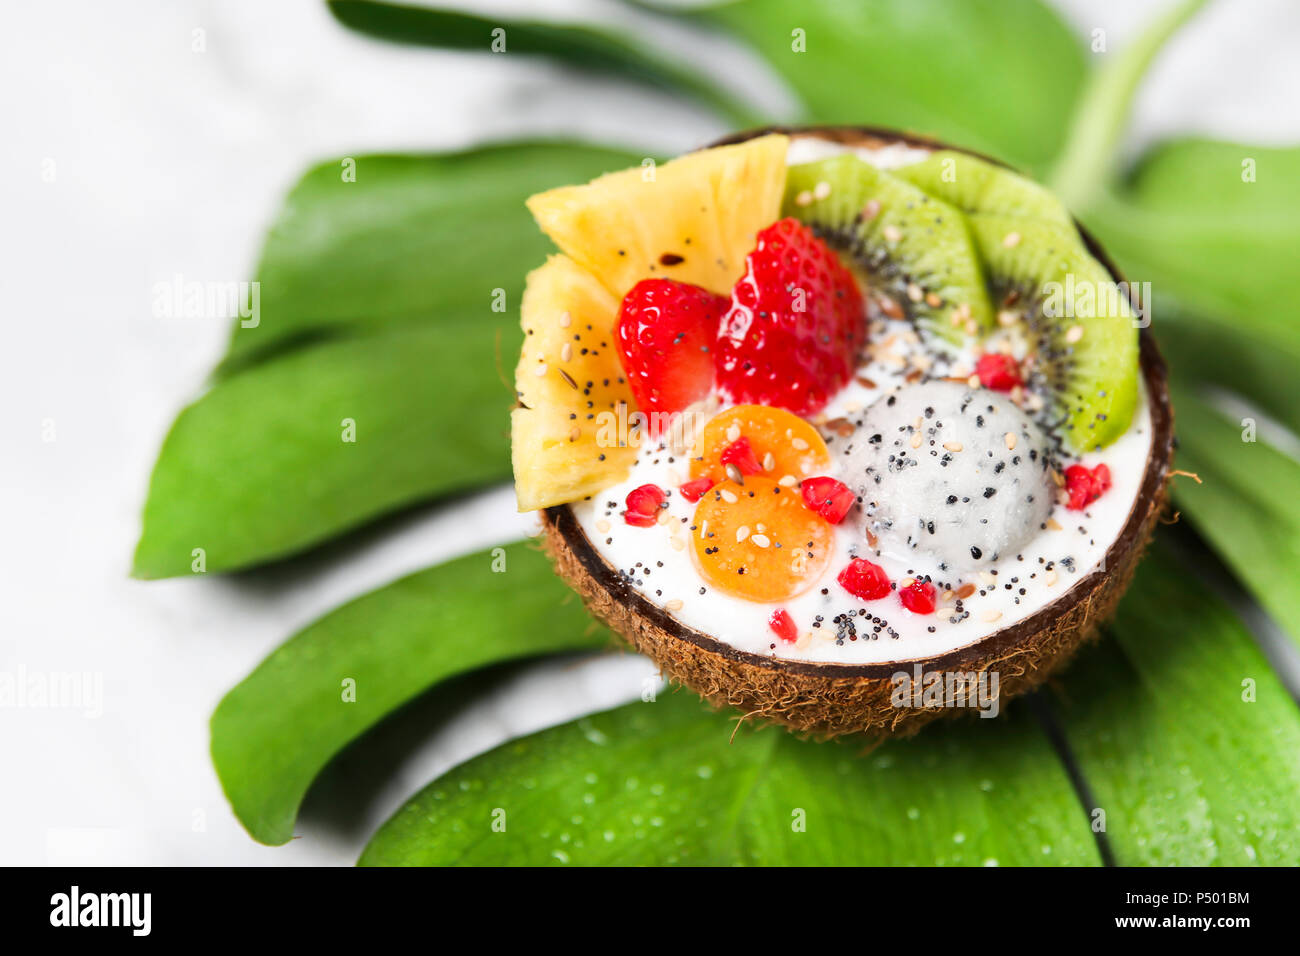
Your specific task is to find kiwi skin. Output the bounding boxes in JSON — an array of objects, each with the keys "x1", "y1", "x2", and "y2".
[{"x1": 541, "y1": 126, "x2": 1175, "y2": 740}]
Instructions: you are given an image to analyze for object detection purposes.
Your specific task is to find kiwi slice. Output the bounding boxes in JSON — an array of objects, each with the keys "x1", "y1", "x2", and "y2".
[
  {"x1": 783, "y1": 155, "x2": 992, "y2": 344},
  {"x1": 968, "y1": 214, "x2": 1139, "y2": 451},
  {"x1": 894, "y1": 151, "x2": 1072, "y2": 224}
]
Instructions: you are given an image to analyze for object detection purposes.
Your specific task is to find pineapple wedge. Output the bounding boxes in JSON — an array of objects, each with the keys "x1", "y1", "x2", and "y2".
[
  {"x1": 512, "y1": 255, "x2": 637, "y2": 512},
  {"x1": 526, "y1": 134, "x2": 789, "y2": 298}
]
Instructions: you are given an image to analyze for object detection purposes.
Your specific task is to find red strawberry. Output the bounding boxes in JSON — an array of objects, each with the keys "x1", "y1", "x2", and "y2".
[
  {"x1": 837, "y1": 557, "x2": 891, "y2": 600},
  {"x1": 975, "y1": 353, "x2": 1023, "y2": 392},
  {"x1": 678, "y1": 476, "x2": 715, "y2": 503},
  {"x1": 899, "y1": 579, "x2": 936, "y2": 615},
  {"x1": 715, "y1": 218, "x2": 865, "y2": 416},
  {"x1": 616, "y1": 279, "x2": 727, "y2": 435},
  {"x1": 769, "y1": 608, "x2": 798, "y2": 643},
  {"x1": 1064, "y1": 463, "x2": 1112, "y2": 511},
  {"x1": 800, "y1": 476, "x2": 856, "y2": 524},
  {"x1": 623, "y1": 483, "x2": 666, "y2": 527}
]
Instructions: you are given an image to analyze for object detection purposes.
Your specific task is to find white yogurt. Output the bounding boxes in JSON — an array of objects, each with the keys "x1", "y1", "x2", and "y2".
[
  {"x1": 569, "y1": 139, "x2": 1154, "y2": 665},
  {"x1": 785, "y1": 136, "x2": 932, "y2": 170}
]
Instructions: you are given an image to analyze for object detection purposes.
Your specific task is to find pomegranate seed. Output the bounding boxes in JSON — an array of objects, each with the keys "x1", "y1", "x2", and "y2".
[
  {"x1": 899, "y1": 579, "x2": 936, "y2": 614},
  {"x1": 678, "y1": 476, "x2": 715, "y2": 503},
  {"x1": 1063, "y1": 463, "x2": 1111, "y2": 511},
  {"x1": 769, "y1": 608, "x2": 798, "y2": 643},
  {"x1": 719, "y1": 436, "x2": 763, "y2": 475},
  {"x1": 976, "y1": 353, "x2": 1022, "y2": 391},
  {"x1": 800, "y1": 476, "x2": 856, "y2": 524},
  {"x1": 837, "y1": 557, "x2": 891, "y2": 600},
  {"x1": 622, "y1": 483, "x2": 666, "y2": 526}
]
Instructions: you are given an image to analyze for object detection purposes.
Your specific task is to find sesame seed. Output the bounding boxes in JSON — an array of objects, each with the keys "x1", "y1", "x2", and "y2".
[
  {"x1": 813, "y1": 180, "x2": 831, "y2": 200},
  {"x1": 791, "y1": 437, "x2": 809, "y2": 450},
  {"x1": 967, "y1": 374, "x2": 981, "y2": 388},
  {"x1": 795, "y1": 190, "x2": 813, "y2": 207},
  {"x1": 533, "y1": 362, "x2": 548, "y2": 377},
  {"x1": 569, "y1": 426, "x2": 581, "y2": 442},
  {"x1": 670, "y1": 536, "x2": 685, "y2": 552},
  {"x1": 1004, "y1": 432, "x2": 1017, "y2": 450},
  {"x1": 664, "y1": 599, "x2": 684, "y2": 612},
  {"x1": 720, "y1": 489, "x2": 738, "y2": 504},
  {"x1": 751, "y1": 534, "x2": 771, "y2": 548},
  {"x1": 559, "y1": 311, "x2": 572, "y2": 327},
  {"x1": 1046, "y1": 517, "x2": 1063, "y2": 531},
  {"x1": 762, "y1": 452, "x2": 776, "y2": 471},
  {"x1": 595, "y1": 519, "x2": 611, "y2": 533},
  {"x1": 1045, "y1": 568, "x2": 1059, "y2": 586},
  {"x1": 560, "y1": 343, "x2": 573, "y2": 362},
  {"x1": 981, "y1": 609, "x2": 1003, "y2": 623},
  {"x1": 735, "y1": 525, "x2": 750, "y2": 543},
  {"x1": 907, "y1": 283, "x2": 923, "y2": 303},
  {"x1": 943, "y1": 441, "x2": 963, "y2": 452},
  {"x1": 883, "y1": 225, "x2": 902, "y2": 243},
  {"x1": 1002, "y1": 231, "x2": 1021, "y2": 248},
  {"x1": 911, "y1": 432, "x2": 923, "y2": 449},
  {"x1": 1065, "y1": 324, "x2": 1085, "y2": 344},
  {"x1": 778, "y1": 474, "x2": 797, "y2": 487}
]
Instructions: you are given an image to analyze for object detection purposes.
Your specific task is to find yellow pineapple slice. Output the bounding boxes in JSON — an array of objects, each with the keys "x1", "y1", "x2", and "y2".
[
  {"x1": 525, "y1": 134, "x2": 789, "y2": 298},
  {"x1": 512, "y1": 255, "x2": 637, "y2": 512}
]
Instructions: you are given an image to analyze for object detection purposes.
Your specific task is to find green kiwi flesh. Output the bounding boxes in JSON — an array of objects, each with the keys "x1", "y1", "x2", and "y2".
[
  {"x1": 894, "y1": 150, "x2": 1073, "y2": 224},
  {"x1": 968, "y1": 214, "x2": 1139, "y2": 451},
  {"x1": 783, "y1": 155, "x2": 993, "y2": 345}
]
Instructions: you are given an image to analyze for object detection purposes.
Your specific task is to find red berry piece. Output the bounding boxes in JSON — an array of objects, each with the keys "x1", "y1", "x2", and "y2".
[
  {"x1": 899, "y1": 579, "x2": 936, "y2": 615},
  {"x1": 715, "y1": 218, "x2": 865, "y2": 416},
  {"x1": 719, "y1": 436, "x2": 763, "y2": 476},
  {"x1": 616, "y1": 279, "x2": 728, "y2": 435},
  {"x1": 1063, "y1": 463, "x2": 1112, "y2": 511},
  {"x1": 800, "y1": 476, "x2": 856, "y2": 524},
  {"x1": 622, "y1": 483, "x2": 667, "y2": 527},
  {"x1": 975, "y1": 353, "x2": 1023, "y2": 392},
  {"x1": 678, "y1": 476, "x2": 715, "y2": 503},
  {"x1": 837, "y1": 557, "x2": 891, "y2": 600},
  {"x1": 769, "y1": 608, "x2": 798, "y2": 644}
]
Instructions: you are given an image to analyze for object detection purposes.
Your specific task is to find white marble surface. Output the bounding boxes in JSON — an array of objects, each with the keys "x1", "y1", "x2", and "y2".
[{"x1": 2, "y1": 0, "x2": 1297, "y2": 865}]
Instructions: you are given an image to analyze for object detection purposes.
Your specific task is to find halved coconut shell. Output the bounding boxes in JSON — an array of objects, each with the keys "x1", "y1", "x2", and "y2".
[{"x1": 540, "y1": 126, "x2": 1175, "y2": 739}]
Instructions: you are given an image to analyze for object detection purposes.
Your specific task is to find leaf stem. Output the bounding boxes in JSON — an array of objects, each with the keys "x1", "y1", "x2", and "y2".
[{"x1": 1048, "y1": 0, "x2": 1210, "y2": 211}]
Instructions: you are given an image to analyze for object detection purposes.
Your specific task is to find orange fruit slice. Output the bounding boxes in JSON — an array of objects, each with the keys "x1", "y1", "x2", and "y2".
[
  {"x1": 691, "y1": 477, "x2": 833, "y2": 602},
  {"x1": 689, "y1": 405, "x2": 830, "y2": 485}
]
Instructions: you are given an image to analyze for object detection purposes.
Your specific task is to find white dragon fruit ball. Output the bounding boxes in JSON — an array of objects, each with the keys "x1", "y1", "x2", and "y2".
[{"x1": 843, "y1": 381, "x2": 1057, "y2": 573}]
